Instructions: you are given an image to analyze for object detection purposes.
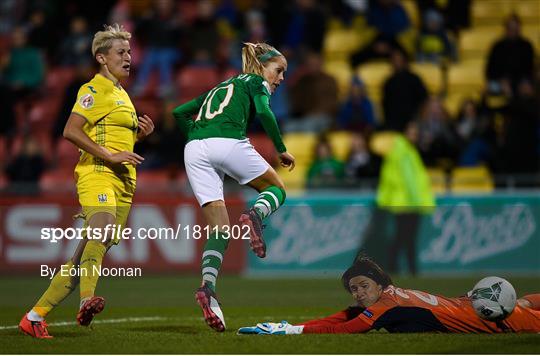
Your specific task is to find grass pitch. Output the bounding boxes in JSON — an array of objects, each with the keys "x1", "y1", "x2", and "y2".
[{"x1": 1, "y1": 275, "x2": 539, "y2": 354}]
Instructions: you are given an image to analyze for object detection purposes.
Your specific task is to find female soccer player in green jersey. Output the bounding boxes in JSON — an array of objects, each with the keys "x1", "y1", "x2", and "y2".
[{"x1": 172, "y1": 42, "x2": 294, "y2": 332}]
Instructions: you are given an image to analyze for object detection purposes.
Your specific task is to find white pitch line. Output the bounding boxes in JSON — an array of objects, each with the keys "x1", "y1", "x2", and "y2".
[
  {"x1": 1, "y1": 315, "x2": 321, "y2": 331},
  {"x1": 0, "y1": 316, "x2": 168, "y2": 330}
]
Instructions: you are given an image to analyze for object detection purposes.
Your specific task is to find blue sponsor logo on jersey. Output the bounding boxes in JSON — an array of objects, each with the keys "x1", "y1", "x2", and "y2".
[
  {"x1": 362, "y1": 309, "x2": 373, "y2": 318},
  {"x1": 87, "y1": 85, "x2": 97, "y2": 93}
]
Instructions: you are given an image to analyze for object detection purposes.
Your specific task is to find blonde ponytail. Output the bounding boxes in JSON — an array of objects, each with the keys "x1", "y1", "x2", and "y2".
[{"x1": 241, "y1": 42, "x2": 283, "y2": 76}]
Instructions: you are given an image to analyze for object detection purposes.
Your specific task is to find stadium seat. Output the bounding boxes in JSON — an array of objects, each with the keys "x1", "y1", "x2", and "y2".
[
  {"x1": 447, "y1": 62, "x2": 485, "y2": 98},
  {"x1": 460, "y1": 27, "x2": 501, "y2": 59},
  {"x1": 323, "y1": 60, "x2": 353, "y2": 99},
  {"x1": 178, "y1": 0, "x2": 200, "y2": 24},
  {"x1": 0, "y1": 136, "x2": 7, "y2": 165},
  {"x1": 45, "y1": 67, "x2": 76, "y2": 93},
  {"x1": 323, "y1": 29, "x2": 366, "y2": 61},
  {"x1": 326, "y1": 17, "x2": 346, "y2": 31},
  {"x1": 277, "y1": 162, "x2": 309, "y2": 190},
  {"x1": 357, "y1": 62, "x2": 391, "y2": 100},
  {"x1": 328, "y1": 131, "x2": 353, "y2": 162},
  {"x1": 450, "y1": 165, "x2": 494, "y2": 193},
  {"x1": 401, "y1": 0, "x2": 419, "y2": 26},
  {"x1": 28, "y1": 98, "x2": 62, "y2": 132},
  {"x1": 410, "y1": 63, "x2": 443, "y2": 95},
  {"x1": 11, "y1": 133, "x2": 53, "y2": 163},
  {"x1": 472, "y1": 0, "x2": 539, "y2": 26},
  {"x1": 0, "y1": 34, "x2": 10, "y2": 55},
  {"x1": 427, "y1": 168, "x2": 447, "y2": 194},
  {"x1": 56, "y1": 139, "x2": 80, "y2": 169},
  {"x1": 220, "y1": 67, "x2": 240, "y2": 82},
  {"x1": 133, "y1": 98, "x2": 163, "y2": 123},
  {"x1": 472, "y1": 0, "x2": 510, "y2": 26},
  {"x1": 35, "y1": 133, "x2": 54, "y2": 163},
  {"x1": 523, "y1": 25, "x2": 540, "y2": 53},
  {"x1": 176, "y1": 66, "x2": 219, "y2": 100},
  {"x1": 0, "y1": 172, "x2": 7, "y2": 190},
  {"x1": 248, "y1": 133, "x2": 278, "y2": 167},
  {"x1": 274, "y1": 132, "x2": 318, "y2": 190},
  {"x1": 513, "y1": 0, "x2": 540, "y2": 25},
  {"x1": 282, "y1": 132, "x2": 317, "y2": 164},
  {"x1": 444, "y1": 93, "x2": 464, "y2": 118},
  {"x1": 40, "y1": 168, "x2": 75, "y2": 192},
  {"x1": 136, "y1": 170, "x2": 174, "y2": 191}
]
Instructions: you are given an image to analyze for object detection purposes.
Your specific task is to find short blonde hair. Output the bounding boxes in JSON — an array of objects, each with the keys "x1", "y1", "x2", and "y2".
[
  {"x1": 92, "y1": 23, "x2": 131, "y2": 57},
  {"x1": 241, "y1": 42, "x2": 284, "y2": 77}
]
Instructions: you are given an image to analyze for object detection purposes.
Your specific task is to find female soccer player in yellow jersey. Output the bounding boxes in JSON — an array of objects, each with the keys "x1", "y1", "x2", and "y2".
[{"x1": 19, "y1": 24, "x2": 154, "y2": 339}]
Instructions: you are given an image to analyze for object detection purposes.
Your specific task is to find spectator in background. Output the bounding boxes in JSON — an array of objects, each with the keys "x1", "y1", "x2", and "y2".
[
  {"x1": 25, "y1": 9, "x2": 56, "y2": 61},
  {"x1": 330, "y1": 0, "x2": 368, "y2": 25},
  {"x1": 262, "y1": 0, "x2": 292, "y2": 50},
  {"x1": 57, "y1": 17, "x2": 93, "y2": 67},
  {"x1": 457, "y1": 99, "x2": 495, "y2": 168},
  {"x1": 133, "y1": 0, "x2": 182, "y2": 98},
  {"x1": 415, "y1": 96, "x2": 459, "y2": 167},
  {"x1": 415, "y1": 9, "x2": 456, "y2": 63},
  {"x1": 501, "y1": 80, "x2": 539, "y2": 180},
  {"x1": 344, "y1": 133, "x2": 380, "y2": 184},
  {"x1": 337, "y1": 75, "x2": 377, "y2": 133},
  {"x1": 0, "y1": 0, "x2": 24, "y2": 35},
  {"x1": 136, "y1": 105, "x2": 185, "y2": 177},
  {"x1": 5, "y1": 135, "x2": 45, "y2": 195},
  {"x1": 0, "y1": 49, "x2": 16, "y2": 140},
  {"x1": 367, "y1": 127, "x2": 435, "y2": 275},
  {"x1": 51, "y1": 63, "x2": 94, "y2": 144},
  {"x1": 2, "y1": 27, "x2": 44, "y2": 100},
  {"x1": 307, "y1": 136, "x2": 345, "y2": 188},
  {"x1": 286, "y1": 52, "x2": 338, "y2": 133},
  {"x1": 153, "y1": 110, "x2": 185, "y2": 176},
  {"x1": 415, "y1": 0, "x2": 471, "y2": 37},
  {"x1": 486, "y1": 14, "x2": 535, "y2": 95},
  {"x1": 227, "y1": 9, "x2": 268, "y2": 70},
  {"x1": 187, "y1": 0, "x2": 220, "y2": 66},
  {"x1": 455, "y1": 99, "x2": 479, "y2": 143},
  {"x1": 244, "y1": 9, "x2": 266, "y2": 44},
  {"x1": 382, "y1": 48, "x2": 428, "y2": 132},
  {"x1": 283, "y1": 0, "x2": 327, "y2": 56},
  {"x1": 350, "y1": 0, "x2": 410, "y2": 67}
]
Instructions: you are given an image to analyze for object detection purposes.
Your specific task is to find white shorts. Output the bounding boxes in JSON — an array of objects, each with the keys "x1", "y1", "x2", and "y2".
[{"x1": 184, "y1": 138, "x2": 270, "y2": 206}]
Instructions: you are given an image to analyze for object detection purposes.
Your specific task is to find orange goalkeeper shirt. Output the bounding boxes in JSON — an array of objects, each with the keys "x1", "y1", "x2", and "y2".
[{"x1": 301, "y1": 285, "x2": 540, "y2": 334}]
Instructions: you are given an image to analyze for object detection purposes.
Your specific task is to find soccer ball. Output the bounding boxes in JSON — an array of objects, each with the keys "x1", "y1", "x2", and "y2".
[{"x1": 471, "y1": 276, "x2": 516, "y2": 321}]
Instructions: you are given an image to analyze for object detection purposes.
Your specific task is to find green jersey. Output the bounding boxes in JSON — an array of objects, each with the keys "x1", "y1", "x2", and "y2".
[{"x1": 173, "y1": 73, "x2": 287, "y2": 153}]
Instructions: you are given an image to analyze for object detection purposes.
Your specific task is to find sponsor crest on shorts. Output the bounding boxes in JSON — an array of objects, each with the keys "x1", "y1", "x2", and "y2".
[
  {"x1": 98, "y1": 193, "x2": 107, "y2": 203},
  {"x1": 79, "y1": 94, "x2": 94, "y2": 109}
]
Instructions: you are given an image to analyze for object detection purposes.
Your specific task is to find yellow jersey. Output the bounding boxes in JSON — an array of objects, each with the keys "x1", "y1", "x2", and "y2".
[{"x1": 71, "y1": 74, "x2": 138, "y2": 181}]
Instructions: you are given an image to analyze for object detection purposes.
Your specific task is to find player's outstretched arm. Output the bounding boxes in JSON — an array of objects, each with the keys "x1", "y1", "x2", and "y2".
[
  {"x1": 253, "y1": 94, "x2": 287, "y2": 153},
  {"x1": 238, "y1": 321, "x2": 303, "y2": 335}
]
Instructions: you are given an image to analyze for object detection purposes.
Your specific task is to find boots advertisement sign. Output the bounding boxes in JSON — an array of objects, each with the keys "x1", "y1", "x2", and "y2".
[{"x1": 248, "y1": 195, "x2": 540, "y2": 275}]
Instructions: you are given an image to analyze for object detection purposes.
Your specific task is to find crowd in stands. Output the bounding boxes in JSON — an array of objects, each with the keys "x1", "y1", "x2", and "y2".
[{"x1": 0, "y1": 0, "x2": 538, "y2": 193}]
